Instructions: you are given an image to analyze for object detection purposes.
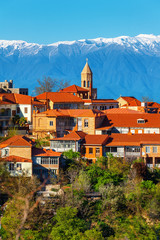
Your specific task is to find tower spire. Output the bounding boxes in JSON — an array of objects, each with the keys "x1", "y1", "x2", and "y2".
[{"x1": 81, "y1": 60, "x2": 93, "y2": 99}]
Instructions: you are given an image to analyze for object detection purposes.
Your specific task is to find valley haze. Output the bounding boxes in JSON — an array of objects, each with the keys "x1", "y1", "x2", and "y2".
[{"x1": 1, "y1": 34, "x2": 160, "y2": 101}]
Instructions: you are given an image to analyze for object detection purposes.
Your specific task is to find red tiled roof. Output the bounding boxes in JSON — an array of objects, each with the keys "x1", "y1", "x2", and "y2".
[
  {"x1": 38, "y1": 109, "x2": 105, "y2": 117},
  {"x1": 106, "y1": 133, "x2": 160, "y2": 147},
  {"x1": 59, "y1": 84, "x2": 89, "y2": 93},
  {"x1": 32, "y1": 147, "x2": 61, "y2": 157},
  {"x1": 123, "y1": 99, "x2": 141, "y2": 107},
  {"x1": 51, "y1": 131, "x2": 87, "y2": 141},
  {"x1": 0, "y1": 93, "x2": 16, "y2": 104},
  {"x1": 0, "y1": 135, "x2": 35, "y2": 148},
  {"x1": 2, "y1": 155, "x2": 32, "y2": 163},
  {"x1": 0, "y1": 93, "x2": 44, "y2": 105},
  {"x1": 84, "y1": 135, "x2": 109, "y2": 145},
  {"x1": 96, "y1": 112, "x2": 160, "y2": 130},
  {"x1": 103, "y1": 108, "x2": 142, "y2": 114},
  {"x1": 92, "y1": 99, "x2": 118, "y2": 103},
  {"x1": 118, "y1": 96, "x2": 137, "y2": 104},
  {"x1": 36, "y1": 92, "x2": 83, "y2": 103},
  {"x1": 83, "y1": 99, "x2": 118, "y2": 104},
  {"x1": 147, "y1": 102, "x2": 160, "y2": 108}
]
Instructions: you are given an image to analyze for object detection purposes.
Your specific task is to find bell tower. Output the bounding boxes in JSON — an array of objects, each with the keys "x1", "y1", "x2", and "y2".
[{"x1": 81, "y1": 59, "x2": 93, "y2": 99}]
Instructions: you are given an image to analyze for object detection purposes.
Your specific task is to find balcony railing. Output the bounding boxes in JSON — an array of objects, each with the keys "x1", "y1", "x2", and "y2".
[
  {"x1": 0, "y1": 116, "x2": 11, "y2": 120},
  {"x1": 125, "y1": 152, "x2": 141, "y2": 157}
]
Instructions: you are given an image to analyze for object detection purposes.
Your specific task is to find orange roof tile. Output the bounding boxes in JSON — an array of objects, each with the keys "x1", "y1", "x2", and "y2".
[
  {"x1": 36, "y1": 92, "x2": 83, "y2": 103},
  {"x1": 91, "y1": 99, "x2": 118, "y2": 103},
  {"x1": 32, "y1": 147, "x2": 61, "y2": 157},
  {"x1": 96, "y1": 112, "x2": 160, "y2": 130},
  {"x1": 51, "y1": 131, "x2": 87, "y2": 141},
  {"x1": 38, "y1": 109, "x2": 105, "y2": 118},
  {"x1": 106, "y1": 133, "x2": 160, "y2": 146},
  {"x1": 84, "y1": 135, "x2": 109, "y2": 145},
  {"x1": 0, "y1": 93, "x2": 16, "y2": 104},
  {"x1": 147, "y1": 102, "x2": 160, "y2": 108},
  {"x1": 60, "y1": 85, "x2": 89, "y2": 93},
  {"x1": 0, "y1": 135, "x2": 35, "y2": 148},
  {"x1": 0, "y1": 93, "x2": 44, "y2": 105},
  {"x1": 103, "y1": 108, "x2": 142, "y2": 114},
  {"x1": 119, "y1": 96, "x2": 138, "y2": 104},
  {"x1": 123, "y1": 99, "x2": 141, "y2": 107},
  {"x1": 2, "y1": 155, "x2": 32, "y2": 163}
]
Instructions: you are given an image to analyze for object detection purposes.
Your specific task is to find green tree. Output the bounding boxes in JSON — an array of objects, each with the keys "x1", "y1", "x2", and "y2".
[
  {"x1": 79, "y1": 228, "x2": 104, "y2": 240},
  {"x1": 63, "y1": 149, "x2": 81, "y2": 161},
  {"x1": 19, "y1": 117, "x2": 27, "y2": 127},
  {"x1": 12, "y1": 115, "x2": 20, "y2": 125},
  {"x1": 50, "y1": 207, "x2": 87, "y2": 240}
]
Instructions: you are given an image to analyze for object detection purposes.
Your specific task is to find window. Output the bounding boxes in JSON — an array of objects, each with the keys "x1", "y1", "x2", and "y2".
[
  {"x1": 16, "y1": 163, "x2": 22, "y2": 170},
  {"x1": 4, "y1": 149, "x2": 9, "y2": 156},
  {"x1": 138, "y1": 130, "x2": 142, "y2": 134},
  {"x1": 105, "y1": 147, "x2": 110, "y2": 153},
  {"x1": 51, "y1": 169, "x2": 57, "y2": 174},
  {"x1": 9, "y1": 163, "x2": 14, "y2": 171},
  {"x1": 83, "y1": 81, "x2": 86, "y2": 87},
  {"x1": 24, "y1": 107, "x2": 28, "y2": 113},
  {"x1": 126, "y1": 147, "x2": 140, "y2": 152},
  {"x1": 89, "y1": 148, "x2": 93, "y2": 154},
  {"x1": 41, "y1": 158, "x2": 49, "y2": 164},
  {"x1": 36, "y1": 157, "x2": 41, "y2": 164},
  {"x1": 50, "y1": 158, "x2": 58, "y2": 165},
  {"x1": 131, "y1": 130, "x2": 135, "y2": 134},
  {"x1": 153, "y1": 147, "x2": 157, "y2": 153},
  {"x1": 137, "y1": 119, "x2": 145, "y2": 124},
  {"x1": 146, "y1": 146, "x2": 150, "y2": 153},
  {"x1": 17, "y1": 107, "x2": 20, "y2": 113},
  {"x1": 111, "y1": 147, "x2": 117, "y2": 152},
  {"x1": 84, "y1": 119, "x2": 88, "y2": 127},
  {"x1": 50, "y1": 121, "x2": 53, "y2": 126},
  {"x1": 96, "y1": 148, "x2": 100, "y2": 154},
  {"x1": 87, "y1": 81, "x2": 90, "y2": 87}
]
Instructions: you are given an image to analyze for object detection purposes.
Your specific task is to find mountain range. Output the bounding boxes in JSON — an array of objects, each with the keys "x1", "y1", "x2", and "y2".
[{"x1": 1, "y1": 34, "x2": 160, "y2": 101}]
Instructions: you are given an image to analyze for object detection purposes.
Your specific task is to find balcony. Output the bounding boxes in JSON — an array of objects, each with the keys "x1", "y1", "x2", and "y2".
[
  {"x1": 0, "y1": 116, "x2": 11, "y2": 120},
  {"x1": 125, "y1": 152, "x2": 141, "y2": 157}
]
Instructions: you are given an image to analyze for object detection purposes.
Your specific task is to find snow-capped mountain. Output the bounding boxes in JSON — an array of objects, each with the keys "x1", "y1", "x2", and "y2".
[{"x1": 1, "y1": 34, "x2": 160, "y2": 101}]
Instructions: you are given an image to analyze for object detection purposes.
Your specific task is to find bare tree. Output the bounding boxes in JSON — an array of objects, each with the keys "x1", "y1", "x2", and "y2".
[
  {"x1": 141, "y1": 96, "x2": 153, "y2": 102},
  {"x1": 34, "y1": 76, "x2": 70, "y2": 95}
]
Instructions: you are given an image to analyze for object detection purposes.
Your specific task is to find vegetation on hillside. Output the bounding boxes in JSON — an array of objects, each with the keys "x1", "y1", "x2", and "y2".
[{"x1": 0, "y1": 153, "x2": 160, "y2": 239}]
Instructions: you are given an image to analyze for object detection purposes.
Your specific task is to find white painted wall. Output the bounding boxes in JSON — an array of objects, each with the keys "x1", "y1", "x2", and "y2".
[{"x1": 17, "y1": 104, "x2": 32, "y2": 123}]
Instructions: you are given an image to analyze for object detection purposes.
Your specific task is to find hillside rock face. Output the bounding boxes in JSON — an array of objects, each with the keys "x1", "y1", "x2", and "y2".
[{"x1": 1, "y1": 34, "x2": 160, "y2": 101}]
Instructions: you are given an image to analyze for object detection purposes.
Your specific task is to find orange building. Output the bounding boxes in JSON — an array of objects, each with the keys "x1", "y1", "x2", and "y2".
[{"x1": 82, "y1": 135, "x2": 109, "y2": 163}]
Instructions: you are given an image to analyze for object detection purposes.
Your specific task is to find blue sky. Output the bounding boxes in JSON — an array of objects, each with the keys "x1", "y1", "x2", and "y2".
[{"x1": 1, "y1": 0, "x2": 160, "y2": 44}]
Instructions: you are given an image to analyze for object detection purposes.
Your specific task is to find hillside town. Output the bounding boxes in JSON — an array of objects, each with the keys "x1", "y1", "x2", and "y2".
[
  {"x1": 1, "y1": 61, "x2": 160, "y2": 178},
  {"x1": 1, "y1": 61, "x2": 160, "y2": 239}
]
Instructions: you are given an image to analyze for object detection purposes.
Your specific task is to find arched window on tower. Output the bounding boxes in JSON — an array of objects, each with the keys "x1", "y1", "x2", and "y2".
[
  {"x1": 83, "y1": 81, "x2": 86, "y2": 87},
  {"x1": 87, "y1": 81, "x2": 90, "y2": 88}
]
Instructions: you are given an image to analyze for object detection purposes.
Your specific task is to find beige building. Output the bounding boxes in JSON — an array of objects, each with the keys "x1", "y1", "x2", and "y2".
[
  {"x1": 33, "y1": 109, "x2": 105, "y2": 138},
  {"x1": 0, "y1": 135, "x2": 35, "y2": 176}
]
